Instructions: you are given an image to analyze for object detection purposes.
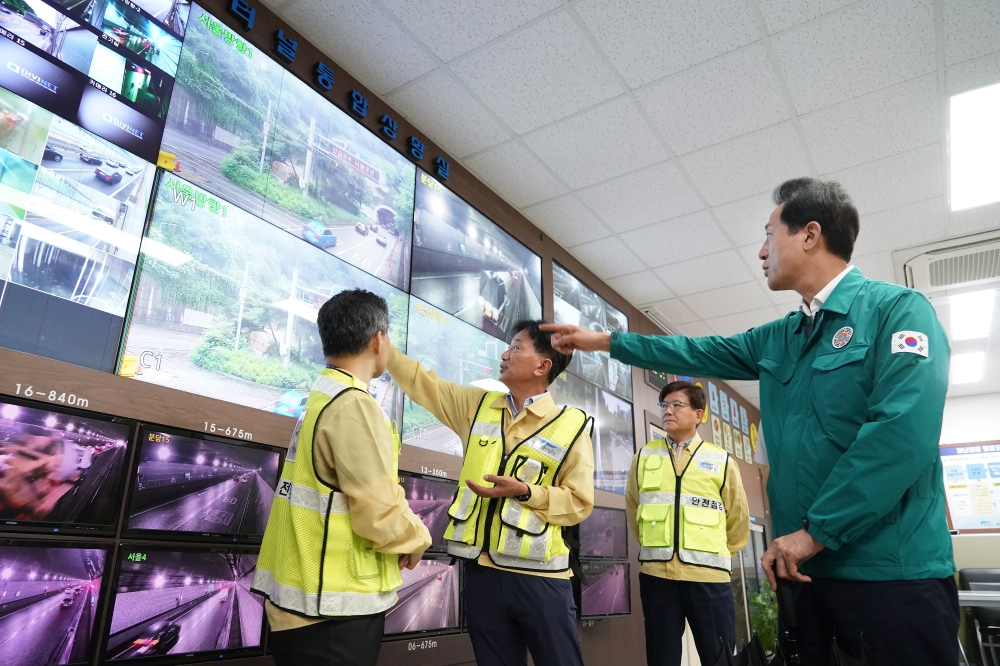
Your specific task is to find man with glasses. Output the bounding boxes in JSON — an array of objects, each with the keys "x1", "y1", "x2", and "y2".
[{"x1": 627, "y1": 380, "x2": 749, "y2": 666}]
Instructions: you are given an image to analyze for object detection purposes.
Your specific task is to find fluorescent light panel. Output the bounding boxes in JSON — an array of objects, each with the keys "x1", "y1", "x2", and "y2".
[
  {"x1": 950, "y1": 351, "x2": 985, "y2": 384},
  {"x1": 950, "y1": 289, "x2": 995, "y2": 340},
  {"x1": 951, "y1": 81, "x2": 1000, "y2": 211}
]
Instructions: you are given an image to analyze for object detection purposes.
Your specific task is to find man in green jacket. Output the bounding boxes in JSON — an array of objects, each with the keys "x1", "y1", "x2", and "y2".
[{"x1": 543, "y1": 178, "x2": 958, "y2": 665}]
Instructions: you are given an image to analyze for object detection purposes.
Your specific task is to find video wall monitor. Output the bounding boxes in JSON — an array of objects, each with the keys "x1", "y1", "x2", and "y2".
[
  {"x1": 402, "y1": 297, "x2": 505, "y2": 457},
  {"x1": 411, "y1": 170, "x2": 542, "y2": 342},
  {"x1": 0, "y1": 397, "x2": 133, "y2": 534},
  {"x1": 0, "y1": 88, "x2": 157, "y2": 371},
  {"x1": 399, "y1": 471, "x2": 457, "y2": 552},
  {"x1": 551, "y1": 263, "x2": 631, "y2": 400},
  {"x1": 579, "y1": 561, "x2": 630, "y2": 618},
  {"x1": 117, "y1": 174, "x2": 409, "y2": 429},
  {"x1": 940, "y1": 442, "x2": 1000, "y2": 533},
  {"x1": 124, "y1": 426, "x2": 282, "y2": 542},
  {"x1": 161, "y1": 5, "x2": 416, "y2": 290},
  {"x1": 0, "y1": 0, "x2": 190, "y2": 161},
  {"x1": 104, "y1": 545, "x2": 264, "y2": 663},
  {"x1": 549, "y1": 371, "x2": 634, "y2": 495},
  {"x1": 383, "y1": 554, "x2": 460, "y2": 639},
  {"x1": 579, "y1": 507, "x2": 628, "y2": 559},
  {"x1": 0, "y1": 538, "x2": 111, "y2": 666}
]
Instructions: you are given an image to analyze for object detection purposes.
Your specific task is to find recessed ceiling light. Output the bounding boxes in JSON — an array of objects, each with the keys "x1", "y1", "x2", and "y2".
[
  {"x1": 950, "y1": 289, "x2": 995, "y2": 340},
  {"x1": 950, "y1": 351, "x2": 985, "y2": 384},
  {"x1": 951, "y1": 81, "x2": 1000, "y2": 211}
]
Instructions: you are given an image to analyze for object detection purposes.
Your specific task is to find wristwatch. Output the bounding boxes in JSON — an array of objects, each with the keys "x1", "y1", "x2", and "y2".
[{"x1": 516, "y1": 485, "x2": 532, "y2": 502}]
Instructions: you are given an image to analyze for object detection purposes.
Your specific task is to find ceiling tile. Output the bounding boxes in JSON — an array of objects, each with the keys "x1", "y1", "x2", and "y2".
[
  {"x1": 381, "y1": 0, "x2": 560, "y2": 62},
  {"x1": 759, "y1": 279, "x2": 802, "y2": 307},
  {"x1": 655, "y1": 250, "x2": 753, "y2": 296},
  {"x1": 737, "y1": 243, "x2": 765, "y2": 275},
  {"x1": 605, "y1": 271, "x2": 674, "y2": 306},
  {"x1": 574, "y1": 0, "x2": 758, "y2": 89},
  {"x1": 680, "y1": 281, "x2": 772, "y2": 320},
  {"x1": 521, "y1": 194, "x2": 610, "y2": 248},
  {"x1": 851, "y1": 251, "x2": 897, "y2": 284},
  {"x1": 943, "y1": 0, "x2": 1000, "y2": 66},
  {"x1": 705, "y1": 306, "x2": 782, "y2": 336},
  {"x1": 679, "y1": 122, "x2": 811, "y2": 206},
  {"x1": 947, "y1": 200, "x2": 1000, "y2": 238},
  {"x1": 635, "y1": 44, "x2": 790, "y2": 156},
  {"x1": 619, "y1": 211, "x2": 722, "y2": 267},
  {"x1": 566, "y1": 236, "x2": 645, "y2": 280},
  {"x1": 451, "y1": 12, "x2": 622, "y2": 134},
  {"x1": 771, "y1": 0, "x2": 936, "y2": 115},
  {"x1": 387, "y1": 70, "x2": 512, "y2": 158},
  {"x1": 853, "y1": 197, "x2": 946, "y2": 257},
  {"x1": 712, "y1": 191, "x2": 776, "y2": 246},
  {"x1": 649, "y1": 298, "x2": 699, "y2": 325},
  {"x1": 463, "y1": 141, "x2": 566, "y2": 207},
  {"x1": 827, "y1": 144, "x2": 942, "y2": 215},
  {"x1": 800, "y1": 74, "x2": 940, "y2": 174},
  {"x1": 577, "y1": 162, "x2": 704, "y2": 233},
  {"x1": 757, "y1": 0, "x2": 856, "y2": 34},
  {"x1": 280, "y1": 0, "x2": 437, "y2": 95},
  {"x1": 523, "y1": 97, "x2": 668, "y2": 189},
  {"x1": 676, "y1": 320, "x2": 716, "y2": 337},
  {"x1": 946, "y1": 52, "x2": 1000, "y2": 95}
]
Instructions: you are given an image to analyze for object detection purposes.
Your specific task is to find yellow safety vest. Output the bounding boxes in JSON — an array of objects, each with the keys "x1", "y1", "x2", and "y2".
[
  {"x1": 252, "y1": 368, "x2": 403, "y2": 616},
  {"x1": 635, "y1": 439, "x2": 732, "y2": 571},
  {"x1": 443, "y1": 392, "x2": 590, "y2": 572}
]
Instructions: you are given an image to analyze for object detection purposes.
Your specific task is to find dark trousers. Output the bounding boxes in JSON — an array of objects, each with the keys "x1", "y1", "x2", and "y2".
[
  {"x1": 463, "y1": 560, "x2": 585, "y2": 666},
  {"x1": 269, "y1": 613, "x2": 384, "y2": 666},
  {"x1": 639, "y1": 573, "x2": 736, "y2": 666},
  {"x1": 785, "y1": 577, "x2": 959, "y2": 666}
]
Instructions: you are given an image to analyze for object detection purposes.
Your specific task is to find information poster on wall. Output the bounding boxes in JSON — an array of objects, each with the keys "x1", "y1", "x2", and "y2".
[{"x1": 940, "y1": 443, "x2": 1000, "y2": 532}]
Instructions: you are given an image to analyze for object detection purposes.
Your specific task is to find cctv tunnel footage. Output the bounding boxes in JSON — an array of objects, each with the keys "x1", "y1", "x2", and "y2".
[
  {"x1": 106, "y1": 549, "x2": 262, "y2": 661},
  {"x1": 0, "y1": 541, "x2": 107, "y2": 666},
  {"x1": 0, "y1": 400, "x2": 130, "y2": 531},
  {"x1": 160, "y1": 4, "x2": 415, "y2": 290},
  {"x1": 126, "y1": 430, "x2": 279, "y2": 538},
  {"x1": 400, "y1": 473, "x2": 456, "y2": 550},
  {"x1": 578, "y1": 508, "x2": 628, "y2": 559},
  {"x1": 580, "y1": 561, "x2": 630, "y2": 618},
  {"x1": 411, "y1": 170, "x2": 541, "y2": 342},
  {"x1": 402, "y1": 297, "x2": 505, "y2": 457},
  {"x1": 119, "y1": 174, "x2": 408, "y2": 426},
  {"x1": 384, "y1": 558, "x2": 459, "y2": 637}
]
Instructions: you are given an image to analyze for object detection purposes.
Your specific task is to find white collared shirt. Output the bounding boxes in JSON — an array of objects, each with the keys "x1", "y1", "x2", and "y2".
[
  {"x1": 799, "y1": 265, "x2": 855, "y2": 319},
  {"x1": 506, "y1": 391, "x2": 548, "y2": 417}
]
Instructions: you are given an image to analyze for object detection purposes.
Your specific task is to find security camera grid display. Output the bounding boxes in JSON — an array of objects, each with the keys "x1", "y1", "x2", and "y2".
[
  {"x1": 0, "y1": 399, "x2": 131, "y2": 532},
  {"x1": 400, "y1": 472, "x2": 456, "y2": 550},
  {"x1": 118, "y1": 174, "x2": 409, "y2": 427},
  {"x1": 579, "y1": 561, "x2": 630, "y2": 617},
  {"x1": 126, "y1": 428, "x2": 280, "y2": 539},
  {"x1": 578, "y1": 507, "x2": 627, "y2": 559},
  {"x1": 552, "y1": 263, "x2": 631, "y2": 400},
  {"x1": 161, "y1": 4, "x2": 416, "y2": 290},
  {"x1": 105, "y1": 548, "x2": 263, "y2": 661},
  {"x1": 384, "y1": 557, "x2": 459, "y2": 637},
  {"x1": 411, "y1": 170, "x2": 541, "y2": 342},
  {"x1": 0, "y1": 540, "x2": 109, "y2": 666},
  {"x1": 402, "y1": 297, "x2": 505, "y2": 457},
  {"x1": 549, "y1": 371, "x2": 634, "y2": 495}
]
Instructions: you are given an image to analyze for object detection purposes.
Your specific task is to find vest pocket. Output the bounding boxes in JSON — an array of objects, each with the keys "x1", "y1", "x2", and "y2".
[
  {"x1": 681, "y1": 505, "x2": 726, "y2": 553},
  {"x1": 640, "y1": 454, "x2": 664, "y2": 491},
  {"x1": 352, "y1": 533, "x2": 381, "y2": 579},
  {"x1": 499, "y1": 497, "x2": 546, "y2": 536},
  {"x1": 638, "y1": 503, "x2": 673, "y2": 547}
]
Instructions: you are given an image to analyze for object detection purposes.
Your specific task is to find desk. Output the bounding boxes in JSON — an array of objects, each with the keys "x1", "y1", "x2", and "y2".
[{"x1": 959, "y1": 590, "x2": 1000, "y2": 609}]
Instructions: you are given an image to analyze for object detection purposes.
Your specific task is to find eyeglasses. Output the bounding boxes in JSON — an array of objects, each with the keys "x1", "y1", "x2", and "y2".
[{"x1": 658, "y1": 400, "x2": 692, "y2": 411}]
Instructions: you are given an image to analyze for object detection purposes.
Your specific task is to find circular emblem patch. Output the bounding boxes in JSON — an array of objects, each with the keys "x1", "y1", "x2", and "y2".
[{"x1": 832, "y1": 326, "x2": 853, "y2": 349}]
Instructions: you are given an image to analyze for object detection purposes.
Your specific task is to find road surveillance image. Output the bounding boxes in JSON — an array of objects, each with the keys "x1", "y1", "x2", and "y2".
[
  {"x1": 384, "y1": 558, "x2": 460, "y2": 637},
  {"x1": 578, "y1": 508, "x2": 628, "y2": 559},
  {"x1": 119, "y1": 175, "x2": 408, "y2": 427},
  {"x1": 580, "y1": 562, "x2": 630, "y2": 618},
  {"x1": 126, "y1": 429, "x2": 280, "y2": 539},
  {"x1": 0, "y1": 541, "x2": 108, "y2": 666},
  {"x1": 411, "y1": 170, "x2": 541, "y2": 342},
  {"x1": 106, "y1": 549, "x2": 263, "y2": 660},
  {"x1": 400, "y1": 473, "x2": 457, "y2": 550}
]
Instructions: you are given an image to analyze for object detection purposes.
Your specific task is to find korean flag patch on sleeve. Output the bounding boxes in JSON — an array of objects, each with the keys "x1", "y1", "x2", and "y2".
[{"x1": 891, "y1": 331, "x2": 928, "y2": 357}]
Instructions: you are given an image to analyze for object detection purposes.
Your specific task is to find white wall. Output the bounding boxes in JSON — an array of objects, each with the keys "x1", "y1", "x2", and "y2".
[{"x1": 940, "y1": 392, "x2": 1000, "y2": 444}]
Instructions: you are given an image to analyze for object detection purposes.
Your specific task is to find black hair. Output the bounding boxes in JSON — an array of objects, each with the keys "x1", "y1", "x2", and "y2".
[
  {"x1": 317, "y1": 289, "x2": 389, "y2": 357},
  {"x1": 772, "y1": 178, "x2": 859, "y2": 262},
  {"x1": 658, "y1": 381, "x2": 706, "y2": 412},
  {"x1": 511, "y1": 320, "x2": 573, "y2": 385}
]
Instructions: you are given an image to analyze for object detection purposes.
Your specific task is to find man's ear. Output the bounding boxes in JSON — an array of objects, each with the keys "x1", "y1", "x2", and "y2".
[
  {"x1": 802, "y1": 220, "x2": 824, "y2": 251},
  {"x1": 536, "y1": 356, "x2": 553, "y2": 378}
]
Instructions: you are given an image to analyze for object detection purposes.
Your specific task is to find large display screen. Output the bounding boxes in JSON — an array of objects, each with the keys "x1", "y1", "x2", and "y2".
[
  {"x1": 941, "y1": 442, "x2": 1000, "y2": 533},
  {"x1": 0, "y1": 398, "x2": 132, "y2": 534},
  {"x1": 0, "y1": 86, "x2": 156, "y2": 370},
  {"x1": 384, "y1": 556, "x2": 460, "y2": 637},
  {"x1": 117, "y1": 174, "x2": 408, "y2": 426},
  {"x1": 160, "y1": 4, "x2": 415, "y2": 290},
  {"x1": 401, "y1": 297, "x2": 505, "y2": 457},
  {"x1": 579, "y1": 507, "x2": 628, "y2": 559},
  {"x1": 552, "y1": 263, "x2": 631, "y2": 400},
  {"x1": 411, "y1": 170, "x2": 541, "y2": 342},
  {"x1": 579, "y1": 561, "x2": 630, "y2": 618},
  {"x1": 549, "y1": 371, "x2": 634, "y2": 495},
  {"x1": 0, "y1": 539, "x2": 109, "y2": 666},
  {"x1": 125, "y1": 427, "x2": 281, "y2": 541},
  {"x1": 105, "y1": 547, "x2": 263, "y2": 661},
  {"x1": 0, "y1": 0, "x2": 190, "y2": 161},
  {"x1": 399, "y1": 471, "x2": 455, "y2": 551}
]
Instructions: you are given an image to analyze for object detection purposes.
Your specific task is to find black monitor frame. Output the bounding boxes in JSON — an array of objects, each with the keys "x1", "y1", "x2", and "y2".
[
  {"x1": 578, "y1": 506, "x2": 629, "y2": 559},
  {"x1": 382, "y1": 551, "x2": 463, "y2": 641},
  {"x1": 577, "y1": 559, "x2": 631, "y2": 619},
  {"x1": 398, "y1": 470, "x2": 457, "y2": 553}
]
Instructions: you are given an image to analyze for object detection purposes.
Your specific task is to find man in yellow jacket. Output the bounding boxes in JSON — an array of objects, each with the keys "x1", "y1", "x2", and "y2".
[
  {"x1": 388, "y1": 320, "x2": 594, "y2": 666},
  {"x1": 253, "y1": 289, "x2": 431, "y2": 666}
]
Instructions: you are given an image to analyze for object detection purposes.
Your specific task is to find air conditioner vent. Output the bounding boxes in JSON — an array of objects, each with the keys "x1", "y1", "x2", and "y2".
[
  {"x1": 929, "y1": 248, "x2": 1000, "y2": 287},
  {"x1": 895, "y1": 230, "x2": 1000, "y2": 295}
]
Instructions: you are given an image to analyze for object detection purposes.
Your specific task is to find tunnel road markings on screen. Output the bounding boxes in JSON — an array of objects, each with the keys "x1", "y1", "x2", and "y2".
[{"x1": 13, "y1": 385, "x2": 89, "y2": 408}]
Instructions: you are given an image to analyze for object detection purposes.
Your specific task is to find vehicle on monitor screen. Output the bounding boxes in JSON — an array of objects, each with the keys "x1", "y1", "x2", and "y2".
[
  {"x1": 43, "y1": 145, "x2": 62, "y2": 161},
  {"x1": 376, "y1": 233, "x2": 388, "y2": 246},
  {"x1": 132, "y1": 623, "x2": 180, "y2": 655},
  {"x1": 60, "y1": 593, "x2": 74, "y2": 608},
  {"x1": 369, "y1": 222, "x2": 378, "y2": 232},
  {"x1": 478, "y1": 272, "x2": 508, "y2": 324},
  {"x1": 355, "y1": 222, "x2": 369, "y2": 235},
  {"x1": 301, "y1": 219, "x2": 337, "y2": 249},
  {"x1": 80, "y1": 152, "x2": 102, "y2": 164},
  {"x1": 95, "y1": 168, "x2": 123, "y2": 184},
  {"x1": 273, "y1": 390, "x2": 308, "y2": 418}
]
